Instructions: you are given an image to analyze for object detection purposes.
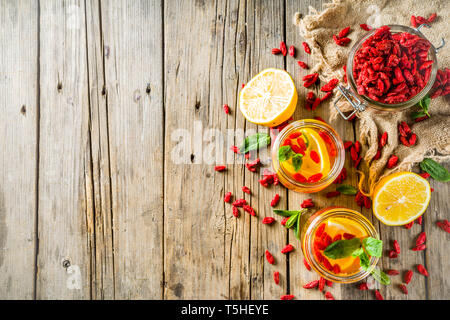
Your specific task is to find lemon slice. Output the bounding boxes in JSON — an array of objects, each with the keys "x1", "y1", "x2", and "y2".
[
  {"x1": 299, "y1": 128, "x2": 331, "y2": 177},
  {"x1": 372, "y1": 172, "x2": 431, "y2": 226},
  {"x1": 239, "y1": 68, "x2": 297, "y2": 127}
]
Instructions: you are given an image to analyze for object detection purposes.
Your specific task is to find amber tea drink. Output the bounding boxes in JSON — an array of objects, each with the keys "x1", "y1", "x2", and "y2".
[
  {"x1": 272, "y1": 119, "x2": 345, "y2": 193},
  {"x1": 301, "y1": 207, "x2": 380, "y2": 283}
]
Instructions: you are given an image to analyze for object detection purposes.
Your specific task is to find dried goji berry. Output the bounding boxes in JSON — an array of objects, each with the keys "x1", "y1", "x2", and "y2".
[
  {"x1": 344, "y1": 141, "x2": 353, "y2": 150},
  {"x1": 388, "y1": 250, "x2": 398, "y2": 259},
  {"x1": 281, "y1": 244, "x2": 294, "y2": 254},
  {"x1": 416, "y1": 232, "x2": 426, "y2": 246},
  {"x1": 412, "y1": 244, "x2": 426, "y2": 251},
  {"x1": 374, "y1": 149, "x2": 381, "y2": 160},
  {"x1": 265, "y1": 250, "x2": 275, "y2": 264},
  {"x1": 280, "y1": 294, "x2": 294, "y2": 300},
  {"x1": 230, "y1": 145, "x2": 240, "y2": 154},
  {"x1": 380, "y1": 132, "x2": 388, "y2": 147},
  {"x1": 386, "y1": 155, "x2": 398, "y2": 168},
  {"x1": 319, "y1": 277, "x2": 326, "y2": 292},
  {"x1": 360, "y1": 24, "x2": 372, "y2": 31},
  {"x1": 338, "y1": 26, "x2": 351, "y2": 38},
  {"x1": 374, "y1": 290, "x2": 384, "y2": 300},
  {"x1": 358, "y1": 282, "x2": 368, "y2": 290},
  {"x1": 281, "y1": 217, "x2": 288, "y2": 226},
  {"x1": 386, "y1": 269, "x2": 399, "y2": 276},
  {"x1": 350, "y1": 146, "x2": 359, "y2": 161},
  {"x1": 297, "y1": 60, "x2": 308, "y2": 69},
  {"x1": 404, "y1": 221, "x2": 414, "y2": 229},
  {"x1": 419, "y1": 172, "x2": 430, "y2": 179},
  {"x1": 262, "y1": 217, "x2": 275, "y2": 225},
  {"x1": 232, "y1": 206, "x2": 239, "y2": 218},
  {"x1": 404, "y1": 270, "x2": 413, "y2": 284},
  {"x1": 325, "y1": 292, "x2": 335, "y2": 300},
  {"x1": 272, "y1": 48, "x2": 282, "y2": 55},
  {"x1": 303, "y1": 280, "x2": 319, "y2": 289},
  {"x1": 280, "y1": 41, "x2": 287, "y2": 56},
  {"x1": 321, "y1": 91, "x2": 333, "y2": 101},
  {"x1": 242, "y1": 186, "x2": 251, "y2": 194},
  {"x1": 417, "y1": 264, "x2": 429, "y2": 277},
  {"x1": 326, "y1": 191, "x2": 341, "y2": 198},
  {"x1": 301, "y1": 198, "x2": 315, "y2": 208},
  {"x1": 310, "y1": 150, "x2": 320, "y2": 163},
  {"x1": 243, "y1": 205, "x2": 256, "y2": 216},
  {"x1": 293, "y1": 173, "x2": 307, "y2": 183},
  {"x1": 320, "y1": 78, "x2": 339, "y2": 92},
  {"x1": 289, "y1": 45, "x2": 296, "y2": 57},
  {"x1": 416, "y1": 216, "x2": 423, "y2": 225},
  {"x1": 326, "y1": 280, "x2": 333, "y2": 287},
  {"x1": 409, "y1": 133, "x2": 417, "y2": 145},
  {"x1": 232, "y1": 198, "x2": 247, "y2": 207},
  {"x1": 270, "y1": 194, "x2": 280, "y2": 207},
  {"x1": 399, "y1": 284, "x2": 408, "y2": 295},
  {"x1": 436, "y1": 220, "x2": 450, "y2": 233},
  {"x1": 224, "y1": 192, "x2": 232, "y2": 203},
  {"x1": 214, "y1": 165, "x2": 226, "y2": 171},
  {"x1": 274, "y1": 271, "x2": 280, "y2": 285},
  {"x1": 223, "y1": 104, "x2": 230, "y2": 114},
  {"x1": 302, "y1": 42, "x2": 311, "y2": 54},
  {"x1": 393, "y1": 240, "x2": 401, "y2": 254}
]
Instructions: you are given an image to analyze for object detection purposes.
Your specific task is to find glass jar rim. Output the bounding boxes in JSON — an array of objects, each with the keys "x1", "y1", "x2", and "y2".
[
  {"x1": 272, "y1": 119, "x2": 345, "y2": 191},
  {"x1": 302, "y1": 207, "x2": 379, "y2": 283},
  {"x1": 346, "y1": 24, "x2": 438, "y2": 111}
]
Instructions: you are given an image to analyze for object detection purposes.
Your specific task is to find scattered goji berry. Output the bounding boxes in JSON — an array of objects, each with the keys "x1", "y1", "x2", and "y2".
[
  {"x1": 289, "y1": 45, "x2": 296, "y2": 57},
  {"x1": 388, "y1": 250, "x2": 398, "y2": 259},
  {"x1": 380, "y1": 132, "x2": 388, "y2": 147},
  {"x1": 280, "y1": 41, "x2": 287, "y2": 56},
  {"x1": 404, "y1": 221, "x2": 414, "y2": 229},
  {"x1": 271, "y1": 48, "x2": 282, "y2": 55},
  {"x1": 350, "y1": 146, "x2": 359, "y2": 161},
  {"x1": 280, "y1": 294, "x2": 294, "y2": 300},
  {"x1": 326, "y1": 280, "x2": 333, "y2": 287},
  {"x1": 224, "y1": 192, "x2": 232, "y2": 203},
  {"x1": 325, "y1": 292, "x2": 335, "y2": 300},
  {"x1": 281, "y1": 217, "x2": 288, "y2": 226},
  {"x1": 404, "y1": 270, "x2": 413, "y2": 284},
  {"x1": 360, "y1": 24, "x2": 372, "y2": 31},
  {"x1": 326, "y1": 191, "x2": 341, "y2": 198},
  {"x1": 274, "y1": 271, "x2": 280, "y2": 285},
  {"x1": 223, "y1": 104, "x2": 230, "y2": 114},
  {"x1": 242, "y1": 186, "x2": 251, "y2": 194},
  {"x1": 374, "y1": 290, "x2": 384, "y2": 300},
  {"x1": 270, "y1": 194, "x2": 280, "y2": 207},
  {"x1": 386, "y1": 155, "x2": 398, "y2": 168},
  {"x1": 416, "y1": 216, "x2": 423, "y2": 225},
  {"x1": 412, "y1": 244, "x2": 426, "y2": 251},
  {"x1": 281, "y1": 244, "x2": 294, "y2": 254},
  {"x1": 265, "y1": 250, "x2": 275, "y2": 264},
  {"x1": 303, "y1": 280, "x2": 319, "y2": 289},
  {"x1": 320, "y1": 78, "x2": 339, "y2": 92},
  {"x1": 338, "y1": 26, "x2": 351, "y2": 38},
  {"x1": 358, "y1": 282, "x2": 368, "y2": 290},
  {"x1": 232, "y1": 206, "x2": 239, "y2": 218},
  {"x1": 436, "y1": 220, "x2": 450, "y2": 233},
  {"x1": 232, "y1": 198, "x2": 247, "y2": 207},
  {"x1": 230, "y1": 145, "x2": 240, "y2": 154},
  {"x1": 319, "y1": 277, "x2": 326, "y2": 292},
  {"x1": 399, "y1": 284, "x2": 408, "y2": 295},
  {"x1": 243, "y1": 205, "x2": 256, "y2": 216},
  {"x1": 297, "y1": 60, "x2": 308, "y2": 69},
  {"x1": 417, "y1": 264, "x2": 429, "y2": 277},
  {"x1": 214, "y1": 165, "x2": 226, "y2": 171},
  {"x1": 301, "y1": 198, "x2": 315, "y2": 208},
  {"x1": 344, "y1": 141, "x2": 353, "y2": 150},
  {"x1": 302, "y1": 41, "x2": 311, "y2": 54},
  {"x1": 321, "y1": 91, "x2": 333, "y2": 101},
  {"x1": 393, "y1": 240, "x2": 401, "y2": 254},
  {"x1": 416, "y1": 232, "x2": 426, "y2": 246},
  {"x1": 262, "y1": 217, "x2": 275, "y2": 225},
  {"x1": 419, "y1": 172, "x2": 430, "y2": 179},
  {"x1": 386, "y1": 269, "x2": 399, "y2": 276}
]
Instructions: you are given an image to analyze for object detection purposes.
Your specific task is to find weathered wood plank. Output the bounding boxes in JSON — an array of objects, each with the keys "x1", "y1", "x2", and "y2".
[
  {"x1": 0, "y1": 0, "x2": 38, "y2": 299},
  {"x1": 84, "y1": 0, "x2": 115, "y2": 300},
  {"x1": 36, "y1": 0, "x2": 91, "y2": 299},
  {"x1": 101, "y1": 0, "x2": 164, "y2": 299}
]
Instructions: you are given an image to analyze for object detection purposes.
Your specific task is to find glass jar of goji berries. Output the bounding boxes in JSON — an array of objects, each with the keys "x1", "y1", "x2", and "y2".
[
  {"x1": 271, "y1": 119, "x2": 345, "y2": 193},
  {"x1": 335, "y1": 24, "x2": 444, "y2": 120},
  {"x1": 300, "y1": 207, "x2": 379, "y2": 283}
]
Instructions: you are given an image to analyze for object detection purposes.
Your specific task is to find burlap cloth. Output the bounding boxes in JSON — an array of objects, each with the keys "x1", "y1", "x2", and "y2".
[{"x1": 294, "y1": 0, "x2": 450, "y2": 192}]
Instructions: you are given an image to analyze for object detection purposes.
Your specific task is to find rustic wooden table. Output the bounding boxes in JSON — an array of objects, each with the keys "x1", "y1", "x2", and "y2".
[{"x1": 0, "y1": 0, "x2": 448, "y2": 300}]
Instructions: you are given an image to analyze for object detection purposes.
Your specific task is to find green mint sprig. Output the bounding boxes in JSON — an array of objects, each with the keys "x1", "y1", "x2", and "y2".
[
  {"x1": 420, "y1": 158, "x2": 450, "y2": 182},
  {"x1": 411, "y1": 94, "x2": 431, "y2": 119},
  {"x1": 273, "y1": 208, "x2": 307, "y2": 240},
  {"x1": 240, "y1": 133, "x2": 271, "y2": 154},
  {"x1": 323, "y1": 236, "x2": 390, "y2": 285}
]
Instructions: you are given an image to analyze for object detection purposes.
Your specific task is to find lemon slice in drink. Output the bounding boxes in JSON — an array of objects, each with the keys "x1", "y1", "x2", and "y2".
[
  {"x1": 299, "y1": 128, "x2": 331, "y2": 178},
  {"x1": 239, "y1": 68, "x2": 297, "y2": 127},
  {"x1": 372, "y1": 172, "x2": 431, "y2": 226}
]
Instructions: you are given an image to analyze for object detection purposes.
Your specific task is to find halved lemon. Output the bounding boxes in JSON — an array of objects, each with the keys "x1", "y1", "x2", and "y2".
[
  {"x1": 239, "y1": 68, "x2": 297, "y2": 127},
  {"x1": 372, "y1": 172, "x2": 431, "y2": 226}
]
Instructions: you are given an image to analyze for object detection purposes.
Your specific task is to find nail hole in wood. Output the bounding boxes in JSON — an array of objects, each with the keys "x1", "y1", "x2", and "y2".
[
  {"x1": 101, "y1": 86, "x2": 106, "y2": 96},
  {"x1": 146, "y1": 84, "x2": 151, "y2": 94},
  {"x1": 190, "y1": 154, "x2": 195, "y2": 163},
  {"x1": 62, "y1": 260, "x2": 71, "y2": 268},
  {"x1": 195, "y1": 101, "x2": 200, "y2": 110},
  {"x1": 57, "y1": 82, "x2": 62, "y2": 92},
  {"x1": 20, "y1": 105, "x2": 26, "y2": 115}
]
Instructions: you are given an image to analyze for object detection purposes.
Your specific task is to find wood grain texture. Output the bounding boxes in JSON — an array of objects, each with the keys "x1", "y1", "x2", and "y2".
[
  {"x1": 0, "y1": 0, "x2": 448, "y2": 300},
  {"x1": 101, "y1": 0, "x2": 164, "y2": 299},
  {"x1": 0, "y1": 0, "x2": 38, "y2": 299},
  {"x1": 36, "y1": 0, "x2": 91, "y2": 299}
]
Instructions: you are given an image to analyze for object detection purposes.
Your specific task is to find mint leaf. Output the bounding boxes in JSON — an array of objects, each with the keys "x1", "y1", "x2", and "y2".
[
  {"x1": 420, "y1": 158, "x2": 450, "y2": 182},
  {"x1": 295, "y1": 212, "x2": 301, "y2": 239},
  {"x1": 273, "y1": 209, "x2": 301, "y2": 217},
  {"x1": 285, "y1": 214, "x2": 298, "y2": 229},
  {"x1": 371, "y1": 268, "x2": 391, "y2": 285},
  {"x1": 358, "y1": 251, "x2": 370, "y2": 270},
  {"x1": 352, "y1": 247, "x2": 364, "y2": 257},
  {"x1": 323, "y1": 238, "x2": 361, "y2": 260},
  {"x1": 336, "y1": 184, "x2": 358, "y2": 195},
  {"x1": 292, "y1": 154, "x2": 303, "y2": 172},
  {"x1": 418, "y1": 94, "x2": 431, "y2": 116},
  {"x1": 278, "y1": 145, "x2": 293, "y2": 162},
  {"x1": 411, "y1": 110, "x2": 427, "y2": 120},
  {"x1": 240, "y1": 133, "x2": 271, "y2": 154},
  {"x1": 362, "y1": 237, "x2": 382, "y2": 258}
]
